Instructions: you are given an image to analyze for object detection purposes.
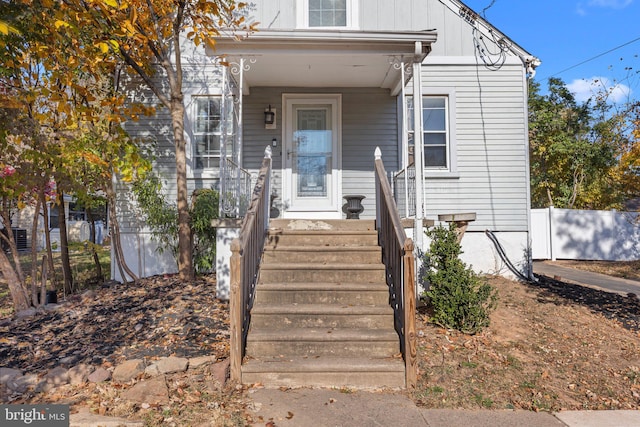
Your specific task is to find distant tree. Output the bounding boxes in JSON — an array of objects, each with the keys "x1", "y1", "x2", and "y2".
[{"x1": 528, "y1": 78, "x2": 621, "y2": 209}]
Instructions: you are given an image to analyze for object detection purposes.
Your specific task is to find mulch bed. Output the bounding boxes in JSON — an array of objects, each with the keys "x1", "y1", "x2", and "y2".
[
  {"x1": 530, "y1": 274, "x2": 640, "y2": 332},
  {"x1": 0, "y1": 274, "x2": 229, "y2": 373}
]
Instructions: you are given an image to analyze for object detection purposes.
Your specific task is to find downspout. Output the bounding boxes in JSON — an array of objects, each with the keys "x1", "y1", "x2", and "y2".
[{"x1": 520, "y1": 55, "x2": 540, "y2": 280}]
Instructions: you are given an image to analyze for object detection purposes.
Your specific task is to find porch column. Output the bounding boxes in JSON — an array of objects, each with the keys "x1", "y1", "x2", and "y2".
[{"x1": 412, "y1": 43, "x2": 425, "y2": 251}]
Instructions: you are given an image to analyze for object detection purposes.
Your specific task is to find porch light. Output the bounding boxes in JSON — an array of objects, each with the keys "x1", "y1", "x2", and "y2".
[{"x1": 264, "y1": 105, "x2": 275, "y2": 125}]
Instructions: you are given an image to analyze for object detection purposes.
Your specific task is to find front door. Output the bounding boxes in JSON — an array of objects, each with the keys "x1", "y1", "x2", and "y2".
[{"x1": 283, "y1": 94, "x2": 341, "y2": 217}]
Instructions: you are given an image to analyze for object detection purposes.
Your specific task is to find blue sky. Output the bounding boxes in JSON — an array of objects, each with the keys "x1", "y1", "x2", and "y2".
[{"x1": 462, "y1": 0, "x2": 640, "y2": 104}]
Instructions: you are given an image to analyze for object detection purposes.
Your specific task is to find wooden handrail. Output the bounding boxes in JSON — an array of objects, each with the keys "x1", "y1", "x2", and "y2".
[
  {"x1": 230, "y1": 146, "x2": 272, "y2": 383},
  {"x1": 374, "y1": 147, "x2": 417, "y2": 388}
]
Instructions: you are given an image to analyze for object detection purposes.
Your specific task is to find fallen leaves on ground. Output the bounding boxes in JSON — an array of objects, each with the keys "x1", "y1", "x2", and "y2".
[
  {"x1": 0, "y1": 274, "x2": 253, "y2": 426},
  {"x1": 553, "y1": 260, "x2": 640, "y2": 282},
  {"x1": 0, "y1": 274, "x2": 229, "y2": 373},
  {"x1": 414, "y1": 276, "x2": 640, "y2": 412}
]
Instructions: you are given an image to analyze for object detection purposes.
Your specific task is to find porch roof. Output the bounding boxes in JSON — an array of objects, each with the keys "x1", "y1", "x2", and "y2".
[{"x1": 210, "y1": 29, "x2": 438, "y2": 94}]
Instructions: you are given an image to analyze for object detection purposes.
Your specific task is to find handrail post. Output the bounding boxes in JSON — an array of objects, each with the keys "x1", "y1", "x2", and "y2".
[
  {"x1": 374, "y1": 147, "x2": 382, "y2": 232},
  {"x1": 229, "y1": 238, "x2": 242, "y2": 382},
  {"x1": 403, "y1": 239, "x2": 417, "y2": 388}
]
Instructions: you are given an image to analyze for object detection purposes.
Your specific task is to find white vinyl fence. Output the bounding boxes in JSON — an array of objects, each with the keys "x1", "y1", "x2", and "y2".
[{"x1": 531, "y1": 207, "x2": 640, "y2": 261}]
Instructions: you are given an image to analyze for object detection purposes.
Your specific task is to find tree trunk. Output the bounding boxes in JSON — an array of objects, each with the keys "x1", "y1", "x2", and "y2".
[
  {"x1": 40, "y1": 255, "x2": 47, "y2": 307},
  {"x1": 57, "y1": 192, "x2": 73, "y2": 295},
  {"x1": 30, "y1": 195, "x2": 42, "y2": 306},
  {"x1": 86, "y1": 207, "x2": 104, "y2": 282},
  {"x1": 106, "y1": 179, "x2": 138, "y2": 283},
  {"x1": 171, "y1": 97, "x2": 194, "y2": 280},
  {"x1": 40, "y1": 190, "x2": 57, "y2": 289},
  {"x1": 0, "y1": 248, "x2": 30, "y2": 311},
  {"x1": 0, "y1": 198, "x2": 30, "y2": 310},
  {"x1": 2, "y1": 197, "x2": 25, "y2": 285}
]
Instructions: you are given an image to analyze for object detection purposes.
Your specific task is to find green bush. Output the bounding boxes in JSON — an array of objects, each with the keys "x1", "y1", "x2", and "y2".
[
  {"x1": 132, "y1": 174, "x2": 219, "y2": 274},
  {"x1": 131, "y1": 174, "x2": 178, "y2": 258},
  {"x1": 421, "y1": 224, "x2": 497, "y2": 334},
  {"x1": 190, "y1": 188, "x2": 219, "y2": 274}
]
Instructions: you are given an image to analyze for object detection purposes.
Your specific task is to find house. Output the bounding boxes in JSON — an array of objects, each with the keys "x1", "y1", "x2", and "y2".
[
  {"x1": 114, "y1": 0, "x2": 539, "y2": 297},
  {"x1": 11, "y1": 194, "x2": 107, "y2": 251}
]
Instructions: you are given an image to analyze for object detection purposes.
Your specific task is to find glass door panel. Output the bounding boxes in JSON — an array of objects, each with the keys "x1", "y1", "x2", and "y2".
[{"x1": 294, "y1": 106, "x2": 332, "y2": 199}]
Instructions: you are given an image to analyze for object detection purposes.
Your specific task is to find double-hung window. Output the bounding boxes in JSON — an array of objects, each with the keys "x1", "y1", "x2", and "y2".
[
  {"x1": 193, "y1": 97, "x2": 222, "y2": 170},
  {"x1": 297, "y1": 0, "x2": 358, "y2": 29},
  {"x1": 407, "y1": 95, "x2": 454, "y2": 171}
]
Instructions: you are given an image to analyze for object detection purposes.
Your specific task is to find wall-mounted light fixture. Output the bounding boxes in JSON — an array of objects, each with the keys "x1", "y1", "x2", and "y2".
[{"x1": 264, "y1": 105, "x2": 275, "y2": 125}]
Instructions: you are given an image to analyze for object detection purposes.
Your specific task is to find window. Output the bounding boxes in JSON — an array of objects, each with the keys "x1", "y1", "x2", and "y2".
[
  {"x1": 309, "y1": 0, "x2": 346, "y2": 26},
  {"x1": 407, "y1": 95, "x2": 453, "y2": 171},
  {"x1": 194, "y1": 97, "x2": 222, "y2": 169},
  {"x1": 297, "y1": 0, "x2": 358, "y2": 29}
]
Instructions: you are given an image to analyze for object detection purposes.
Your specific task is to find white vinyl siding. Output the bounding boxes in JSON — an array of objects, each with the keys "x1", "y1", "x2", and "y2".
[
  {"x1": 421, "y1": 62, "x2": 529, "y2": 232},
  {"x1": 252, "y1": 0, "x2": 511, "y2": 57},
  {"x1": 118, "y1": 50, "x2": 224, "y2": 233}
]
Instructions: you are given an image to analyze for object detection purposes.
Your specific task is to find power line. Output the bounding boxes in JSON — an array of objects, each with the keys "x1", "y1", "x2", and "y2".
[
  {"x1": 541, "y1": 36, "x2": 640, "y2": 81},
  {"x1": 481, "y1": 0, "x2": 497, "y2": 18}
]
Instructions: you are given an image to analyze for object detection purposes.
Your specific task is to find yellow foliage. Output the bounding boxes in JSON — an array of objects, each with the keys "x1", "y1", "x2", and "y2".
[
  {"x1": 0, "y1": 21, "x2": 19, "y2": 35},
  {"x1": 97, "y1": 42, "x2": 109, "y2": 53},
  {"x1": 54, "y1": 20, "x2": 71, "y2": 29}
]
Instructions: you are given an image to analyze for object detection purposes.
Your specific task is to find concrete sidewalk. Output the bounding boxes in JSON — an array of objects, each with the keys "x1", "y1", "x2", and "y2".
[
  {"x1": 533, "y1": 260, "x2": 640, "y2": 296},
  {"x1": 246, "y1": 388, "x2": 640, "y2": 427},
  {"x1": 243, "y1": 264, "x2": 640, "y2": 427}
]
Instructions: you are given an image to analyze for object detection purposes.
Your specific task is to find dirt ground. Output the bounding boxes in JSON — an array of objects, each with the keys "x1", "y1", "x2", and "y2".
[
  {"x1": 0, "y1": 262, "x2": 639, "y2": 424},
  {"x1": 414, "y1": 274, "x2": 640, "y2": 411}
]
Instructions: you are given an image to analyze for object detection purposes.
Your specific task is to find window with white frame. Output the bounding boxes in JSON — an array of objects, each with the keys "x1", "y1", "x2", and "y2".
[
  {"x1": 407, "y1": 95, "x2": 450, "y2": 170},
  {"x1": 297, "y1": 0, "x2": 358, "y2": 29},
  {"x1": 193, "y1": 97, "x2": 222, "y2": 169}
]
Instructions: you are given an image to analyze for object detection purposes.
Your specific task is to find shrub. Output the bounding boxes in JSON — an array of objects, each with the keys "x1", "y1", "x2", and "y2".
[
  {"x1": 190, "y1": 188, "x2": 219, "y2": 274},
  {"x1": 132, "y1": 174, "x2": 219, "y2": 274},
  {"x1": 421, "y1": 223, "x2": 497, "y2": 334}
]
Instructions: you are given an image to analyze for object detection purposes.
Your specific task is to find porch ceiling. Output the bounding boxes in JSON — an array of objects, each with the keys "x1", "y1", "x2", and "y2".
[{"x1": 210, "y1": 29, "x2": 437, "y2": 93}]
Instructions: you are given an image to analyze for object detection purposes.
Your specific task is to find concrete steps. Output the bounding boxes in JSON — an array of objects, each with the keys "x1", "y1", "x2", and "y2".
[
  {"x1": 242, "y1": 356, "x2": 405, "y2": 389},
  {"x1": 255, "y1": 282, "x2": 389, "y2": 305},
  {"x1": 243, "y1": 219, "x2": 404, "y2": 389}
]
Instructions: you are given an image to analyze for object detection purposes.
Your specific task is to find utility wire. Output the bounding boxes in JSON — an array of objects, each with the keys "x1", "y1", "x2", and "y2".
[
  {"x1": 481, "y1": 0, "x2": 497, "y2": 18},
  {"x1": 541, "y1": 36, "x2": 640, "y2": 81}
]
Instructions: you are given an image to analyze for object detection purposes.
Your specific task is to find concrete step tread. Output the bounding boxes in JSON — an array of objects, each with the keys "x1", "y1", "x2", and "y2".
[
  {"x1": 242, "y1": 356, "x2": 404, "y2": 373},
  {"x1": 257, "y1": 282, "x2": 389, "y2": 291},
  {"x1": 259, "y1": 263, "x2": 385, "y2": 270},
  {"x1": 268, "y1": 229, "x2": 377, "y2": 236},
  {"x1": 251, "y1": 303, "x2": 393, "y2": 315},
  {"x1": 247, "y1": 327, "x2": 399, "y2": 341},
  {"x1": 269, "y1": 218, "x2": 376, "y2": 231},
  {"x1": 264, "y1": 245, "x2": 381, "y2": 252}
]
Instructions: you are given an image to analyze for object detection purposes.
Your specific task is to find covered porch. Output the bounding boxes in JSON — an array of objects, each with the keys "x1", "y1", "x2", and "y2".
[
  {"x1": 211, "y1": 29, "x2": 437, "y2": 302},
  {"x1": 210, "y1": 29, "x2": 436, "y2": 222}
]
